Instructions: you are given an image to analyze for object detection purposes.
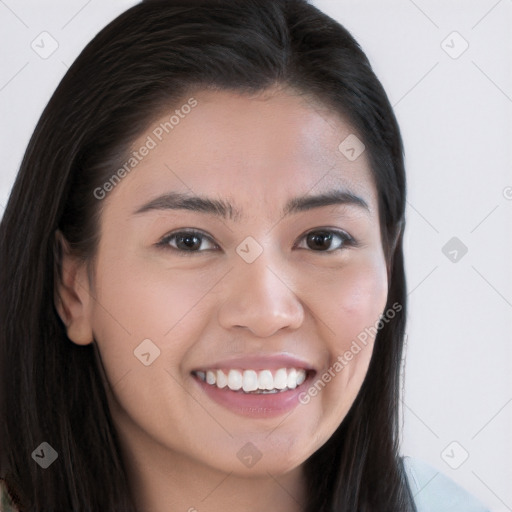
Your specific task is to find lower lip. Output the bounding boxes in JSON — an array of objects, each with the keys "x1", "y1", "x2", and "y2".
[{"x1": 192, "y1": 372, "x2": 315, "y2": 418}]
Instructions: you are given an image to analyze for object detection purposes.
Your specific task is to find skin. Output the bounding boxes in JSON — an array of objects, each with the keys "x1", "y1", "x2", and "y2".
[{"x1": 56, "y1": 85, "x2": 389, "y2": 512}]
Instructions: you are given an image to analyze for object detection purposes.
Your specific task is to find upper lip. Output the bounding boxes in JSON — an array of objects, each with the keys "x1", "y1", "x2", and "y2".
[{"x1": 191, "y1": 353, "x2": 316, "y2": 373}]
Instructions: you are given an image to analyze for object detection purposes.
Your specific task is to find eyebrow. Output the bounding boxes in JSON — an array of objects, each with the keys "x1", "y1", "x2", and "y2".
[{"x1": 133, "y1": 189, "x2": 370, "y2": 221}]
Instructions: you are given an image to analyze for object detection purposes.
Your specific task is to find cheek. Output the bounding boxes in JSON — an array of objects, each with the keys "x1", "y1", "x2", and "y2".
[
  {"x1": 335, "y1": 260, "x2": 388, "y2": 380},
  {"x1": 303, "y1": 256, "x2": 388, "y2": 416},
  {"x1": 337, "y1": 262, "x2": 388, "y2": 339},
  {"x1": 86, "y1": 255, "x2": 224, "y2": 439},
  {"x1": 87, "y1": 248, "x2": 231, "y2": 393},
  {"x1": 315, "y1": 255, "x2": 389, "y2": 349}
]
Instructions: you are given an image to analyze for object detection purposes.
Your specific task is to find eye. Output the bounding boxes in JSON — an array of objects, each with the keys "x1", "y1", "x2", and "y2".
[
  {"x1": 156, "y1": 227, "x2": 356, "y2": 255},
  {"x1": 156, "y1": 229, "x2": 219, "y2": 255},
  {"x1": 294, "y1": 229, "x2": 356, "y2": 253}
]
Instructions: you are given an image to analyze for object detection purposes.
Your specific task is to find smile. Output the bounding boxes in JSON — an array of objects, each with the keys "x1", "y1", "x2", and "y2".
[
  {"x1": 190, "y1": 354, "x2": 317, "y2": 418},
  {"x1": 193, "y1": 367, "x2": 308, "y2": 394}
]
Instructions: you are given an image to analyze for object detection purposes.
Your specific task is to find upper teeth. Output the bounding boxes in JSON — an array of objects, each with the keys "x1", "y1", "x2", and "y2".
[{"x1": 195, "y1": 368, "x2": 307, "y2": 393}]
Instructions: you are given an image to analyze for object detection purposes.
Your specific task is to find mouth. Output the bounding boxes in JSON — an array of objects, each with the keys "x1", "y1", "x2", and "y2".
[
  {"x1": 191, "y1": 367, "x2": 313, "y2": 394},
  {"x1": 190, "y1": 364, "x2": 317, "y2": 418}
]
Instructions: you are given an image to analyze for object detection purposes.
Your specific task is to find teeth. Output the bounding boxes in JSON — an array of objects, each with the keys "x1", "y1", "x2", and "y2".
[
  {"x1": 287, "y1": 368, "x2": 298, "y2": 390},
  {"x1": 194, "y1": 367, "x2": 308, "y2": 393},
  {"x1": 228, "y1": 369, "x2": 243, "y2": 390},
  {"x1": 242, "y1": 370, "x2": 258, "y2": 392},
  {"x1": 258, "y1": 370, "x2": 273, "y2": 390},
  {"x1": 274, "y1": 368, "x2": 288, "y2": 389},
  {"x1": 216, "y1": 369, "x2": 227, "y2": 388}
]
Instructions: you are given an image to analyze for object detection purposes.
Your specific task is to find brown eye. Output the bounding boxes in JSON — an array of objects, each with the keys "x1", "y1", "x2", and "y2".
[
  {"x1": 296, "y1": 229, "x2": 355, "y2": 253},
  {"x1": 174, "y1": 233, "x2": 202, "y2": 251},
  {"x1": 157, "y1": 230, "x2": 219, "y2": 254},
  {"x1": 156, "y1": 228, "x2": 356, "y2": 256}
]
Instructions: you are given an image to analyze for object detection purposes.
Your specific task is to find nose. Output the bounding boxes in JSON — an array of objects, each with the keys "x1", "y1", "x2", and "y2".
[{"x1": 217, "y1": 251, "x2": 305, "y2": 338}]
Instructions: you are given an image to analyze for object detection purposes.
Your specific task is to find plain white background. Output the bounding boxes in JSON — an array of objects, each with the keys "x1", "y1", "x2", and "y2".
[{"x1": 0, "y1": 1, "x2": 511, "y2": 510}]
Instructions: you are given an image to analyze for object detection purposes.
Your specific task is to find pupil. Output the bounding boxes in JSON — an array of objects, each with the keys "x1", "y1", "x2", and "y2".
[
  {"x1": 309, "y1": 231, "x2": 332, "y2": 250},
  {"x1": 179, "y1": 234, "x2": 200, "y2": 250}
]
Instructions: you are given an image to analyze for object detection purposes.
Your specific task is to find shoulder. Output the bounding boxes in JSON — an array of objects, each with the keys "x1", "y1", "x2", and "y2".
[
  {"x1": 402, "y1": 455, "x2": 491, "y2": 512},
  {"x1": 0, "y1": 479, "x2": 20, "y2": 512}
]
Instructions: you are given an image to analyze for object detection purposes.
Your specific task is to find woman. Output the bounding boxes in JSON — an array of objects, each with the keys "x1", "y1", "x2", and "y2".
[{"x1": 0, "y1": 0, "x2": 491, "y2": 510}]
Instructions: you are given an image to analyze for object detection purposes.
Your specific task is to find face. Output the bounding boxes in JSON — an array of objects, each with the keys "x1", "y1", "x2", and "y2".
[{"x1": 58, "y1": 86, "x2": 389, "y2": 478}]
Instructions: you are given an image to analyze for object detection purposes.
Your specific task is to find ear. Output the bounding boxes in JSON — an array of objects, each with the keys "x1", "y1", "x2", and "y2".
[{"x1": 54, "y1": 230, "x2": 94, "y2": 346}]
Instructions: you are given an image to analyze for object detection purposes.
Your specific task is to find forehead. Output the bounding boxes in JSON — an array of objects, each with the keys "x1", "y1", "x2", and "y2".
[{"x1": 107, "y1": 86, "x2": 378, "y2": 220}]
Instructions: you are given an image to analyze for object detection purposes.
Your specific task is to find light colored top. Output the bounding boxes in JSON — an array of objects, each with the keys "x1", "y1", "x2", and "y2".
[
  {"x1": 404, "y1": 456, "x2": 491, "y2": 511},
  {"x1": 0, "y1": 479, "x2": 19, "y2": 512},
  {"x1": 0, "y1": 456, "x2": 492, "y2": 511}
]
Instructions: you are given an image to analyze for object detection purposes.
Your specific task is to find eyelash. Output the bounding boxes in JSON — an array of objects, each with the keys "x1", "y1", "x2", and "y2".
[{"x1": 155, "y1": 228, "x2": 358, "y2": 256}]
